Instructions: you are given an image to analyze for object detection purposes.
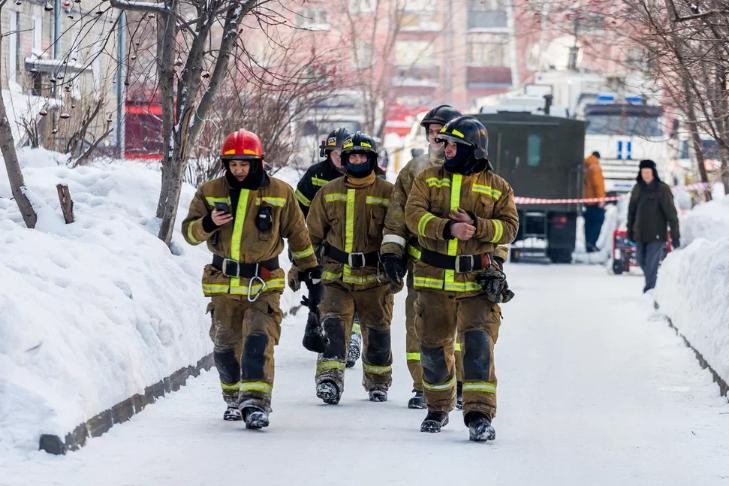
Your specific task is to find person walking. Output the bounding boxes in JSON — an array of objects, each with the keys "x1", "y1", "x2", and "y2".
[
  {"x1": 583, "y1": 151, "x2": 606, "y2": 252},
  {"x1": 627, "y1": 159, "x2": 680, "y2": 293}
]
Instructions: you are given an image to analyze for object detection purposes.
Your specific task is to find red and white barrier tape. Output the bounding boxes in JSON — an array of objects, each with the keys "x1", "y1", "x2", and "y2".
[{"x1": 514, "y1": 182, "x2": 710, "y2": 205}]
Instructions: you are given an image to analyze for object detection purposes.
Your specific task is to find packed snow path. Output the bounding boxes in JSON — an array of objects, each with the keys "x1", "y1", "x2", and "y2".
[{"x1": 3, "y1": 264, "x2": 728, "y2": 485}]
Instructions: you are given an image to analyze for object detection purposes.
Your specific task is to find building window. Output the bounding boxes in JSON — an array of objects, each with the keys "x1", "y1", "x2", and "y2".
[
  {"x1": 8, "y1": 12, "x2": 18, "y2": 83},
  {"x1": 467, "y1": 38, "x2": 508, "y2": 67},
  {"x1": 468, "y1": 0, "x2": 507, "y2": 30},
  {"x1": 352, "y1": 41, "x2": 372, "y2": 69},
  {"x1": 394, "y1": 40, "x2": 436, "y2": 67},
  {"x1": 297, "y1": 8, "x2": 330, "y2": 30},
  {"x1": 349, "y1": 0, "x2": 375, "y2": 13}
]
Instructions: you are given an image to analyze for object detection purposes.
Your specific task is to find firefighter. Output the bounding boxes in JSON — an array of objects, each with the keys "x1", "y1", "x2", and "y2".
[
  {"x1": 306, "y1": 131, "x2": 396, "y2": 404},
  {"x1": 290, "y1": 128, "x2": 363, "y2": 367},
  {"x1": 182, "y1": 129, "x2": 320, "y2": 430},
  {"x1": 404, "y1": 116, "x2": 518, "y2": 441},
  {"x1": 380, "y1": 105, "x2": 510, "y2": 410}
]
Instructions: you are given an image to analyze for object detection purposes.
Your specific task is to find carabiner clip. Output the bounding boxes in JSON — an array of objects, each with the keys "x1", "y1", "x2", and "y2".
[{"x1": 247, "y1": 274, "x2": 267, "y2": 302}]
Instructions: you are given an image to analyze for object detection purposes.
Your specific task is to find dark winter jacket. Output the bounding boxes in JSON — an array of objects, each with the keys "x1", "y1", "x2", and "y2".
[
  {"x1": 627, "y1": 172, "x2": 680, "y2": 243},
  {"x1": 295, "y1": 158, "x2": 342, "y2": 216}
]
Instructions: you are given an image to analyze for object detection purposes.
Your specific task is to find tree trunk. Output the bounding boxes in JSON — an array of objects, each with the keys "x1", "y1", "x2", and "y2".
[
  {"x1": 0, "y1": 13, "x2": 37, "y2": 228},
  {"x1": 155, "y1": 1, "x2": 177, "y2": 219}
]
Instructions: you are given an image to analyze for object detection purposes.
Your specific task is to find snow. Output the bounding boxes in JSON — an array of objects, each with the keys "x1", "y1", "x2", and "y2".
[
  {"x1": 1, "y1": 154, "x2": 728, "y2": 484},
  {"x1": 0, "y1": 149, "x2": 212, "y2": 451},
  {"x1": 1, "y1": 264, "x2": 727, "y2": 485},
  {"x1": 2, "y1": 82, "x2": 59, "y2": 146},
  {"x1": 655, "y1": 194, "x2": 729, "y2": 386}
]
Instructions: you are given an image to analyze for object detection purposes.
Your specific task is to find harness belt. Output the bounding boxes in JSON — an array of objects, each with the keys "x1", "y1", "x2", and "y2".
[
  {"x1": 324, "y1": 244, "x2": 379, "y2": 269},
  {"x1": 419, "y1": 248, "x2": 491, "y2": 273},
  {"x1": 212, "y1": 254, "x2": 280, "y2": 279}
]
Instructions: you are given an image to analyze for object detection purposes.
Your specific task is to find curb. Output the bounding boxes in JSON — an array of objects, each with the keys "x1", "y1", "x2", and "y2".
[
  {"x1": 656, "y1": 303, "x2": 729, "y2": 399},
  {"x1": 38, "y1": 353, "x2": 214, "y2": 455}
]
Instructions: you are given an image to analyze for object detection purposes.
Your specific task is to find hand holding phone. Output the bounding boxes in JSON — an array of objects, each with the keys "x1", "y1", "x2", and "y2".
[{"x1": 212, "y1": 202, "x2": 233, "y2": 226}]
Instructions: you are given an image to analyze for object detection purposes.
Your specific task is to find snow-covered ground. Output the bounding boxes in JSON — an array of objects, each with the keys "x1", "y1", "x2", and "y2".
[
  {"x1": 2, "y1": 264, "x2": 727, "y2": 486},
  {"x1": 655, "y1": 194, "x2": 729, "y2": 386}
]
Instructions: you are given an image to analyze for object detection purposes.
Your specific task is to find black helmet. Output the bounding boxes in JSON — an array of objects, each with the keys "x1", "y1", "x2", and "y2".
[
  {"x1": 420, "y1": 104, "x2": 462, "y2": 128},
  {"x1": 319, "y1": 127, "x2": 351, "y2": 158},
  {"x1": 341, "y1": 131, "x2": 378, "y2": 177},
  {"x1": 439, "y1": 116, "x2": 491, "y2": 175},
  {"x1": 438, "y1": 116, "x2": 489, "y2": 160}
]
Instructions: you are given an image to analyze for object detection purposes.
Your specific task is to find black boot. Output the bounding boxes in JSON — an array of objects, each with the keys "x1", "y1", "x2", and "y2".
[
  {"x1": 316, "y1": 380, "x2": 341, "y2": 405},
  {"x1": 242, "y1": 406, "x2": 269, "y2": 430},
  {"x1": 420, "y1": 411, "x2": 449, "y2": 433},
  {"x1": 368, "y1": 387, "x2": 387, "y2": 402},
  {"x1": 465, "y1": 411, "x2": 495, "y2": 442},
  {"x1": 223, "y1": 404, "x2": 242, "y2": 421},
  {"x1": 456, "y1": 381, "x2": 463, "y2": 410},
  {"x1": 407, "y1": 390, "x2": 426, "y2": 409}
]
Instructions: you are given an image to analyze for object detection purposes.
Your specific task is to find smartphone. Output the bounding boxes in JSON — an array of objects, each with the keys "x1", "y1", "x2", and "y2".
[{"x1": 214, "y1": 202, "x2": 230, "y2": 214}]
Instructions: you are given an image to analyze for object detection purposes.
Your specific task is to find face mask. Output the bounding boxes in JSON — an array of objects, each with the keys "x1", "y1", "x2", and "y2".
[
  {"x1": 443, "y1": 144, "x2": 475, "y2": 174},
  {"x1": 345, "y1": 152, "x2": 374, "y2": 177}
]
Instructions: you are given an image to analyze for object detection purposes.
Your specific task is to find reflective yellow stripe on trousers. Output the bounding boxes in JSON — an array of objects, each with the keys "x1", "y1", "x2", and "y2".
[{"x1": 230, "y1": 189, "x2": 250, "y2": 292}]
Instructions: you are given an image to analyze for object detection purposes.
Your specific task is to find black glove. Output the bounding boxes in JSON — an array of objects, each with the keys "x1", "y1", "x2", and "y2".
[
  {"x1": 475, "y1": 266, "x2": 514, "y2": 304},
  {"x1": 380, "y1": 253, "x2": 406, "y2": 285},
  {"x1": 672, "y1": 238, "x2": 680, "y2": 249},
  {"x1": 299, "y1": 266, "x2": 322, "y2": 288},
  {"x1": 302, "y1": 310, "x2": 325, "y2": 353}
]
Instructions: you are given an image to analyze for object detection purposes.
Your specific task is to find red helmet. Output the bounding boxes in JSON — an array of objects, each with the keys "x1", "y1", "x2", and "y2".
[{"x1": 220, "y1": 129, "x2": 263, "y2": 160}]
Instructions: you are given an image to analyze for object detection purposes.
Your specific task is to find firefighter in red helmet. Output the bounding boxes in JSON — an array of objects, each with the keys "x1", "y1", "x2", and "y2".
[{"x1": 182, "y1": 129, "x2": 320, "y2": 430}]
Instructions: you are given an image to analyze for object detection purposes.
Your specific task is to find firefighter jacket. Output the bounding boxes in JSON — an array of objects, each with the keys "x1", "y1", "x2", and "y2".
[
  {"x1": 182, "y1": 175, "x2": 318, "y2": 298},
  {"x1": 404, "y1": 166, "x2": 519, "y2": 297},
  {"x1": 583, "y1": 154, "x2": 606, "y2": 201},
  {"x1": 295, "y1": 158, "x2": 342, "y2": 216},
  {"x1": 382, "y1": 152, "x2": 510, "y2": 265},
  {"x1": 306, "y1": 171, "x2": 393, "y2": 291}
]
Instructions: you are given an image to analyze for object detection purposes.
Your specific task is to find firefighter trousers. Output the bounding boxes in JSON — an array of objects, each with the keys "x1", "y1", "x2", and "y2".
[
  {"x1": 316, "y1": 283, "x2": 394, "y2": 394},
  {"x1": 406, "y1": 285, "x2": 463, "y2": 392},
  {"x1": 415, "y1": 289, "x2": 501, "y2": 418},
  {"x1": 208, "y1": 293, "x2": 282, "y2": 412}
]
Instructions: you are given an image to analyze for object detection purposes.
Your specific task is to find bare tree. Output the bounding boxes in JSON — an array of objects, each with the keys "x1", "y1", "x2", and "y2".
[
  {"x1": 110, "y1": 0, "x2": 282, "y2": 245},
  {"x1": 0, "y1": 0, "x2": 37, "y2": 228}
]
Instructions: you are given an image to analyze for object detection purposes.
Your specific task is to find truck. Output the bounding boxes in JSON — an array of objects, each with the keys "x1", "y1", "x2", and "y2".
[
  {"x1": 474, "y1": 110, "x2": 586, "y2": 263},
  {"x1": 580, "y1": 97, "x2": 670, "y2": 194}
]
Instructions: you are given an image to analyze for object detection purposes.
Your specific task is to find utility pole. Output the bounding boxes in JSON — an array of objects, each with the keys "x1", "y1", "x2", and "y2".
[{"x1": 116, "y1": 11, "x2": 126, "y2": 159}]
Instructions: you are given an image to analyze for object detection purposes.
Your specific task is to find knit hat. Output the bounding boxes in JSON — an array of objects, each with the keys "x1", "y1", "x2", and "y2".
[{"x1": 639, "y1": 159, "x2": 656, "y2": 170}]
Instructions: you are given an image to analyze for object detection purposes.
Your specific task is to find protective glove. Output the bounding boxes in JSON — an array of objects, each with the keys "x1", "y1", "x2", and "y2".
[
  {"x1": 671, "y1": 238, "x2": 680, "y2": 249},
  {"x1": 287, "y1": 266, "x2": 301, "y2": 292},
  {"x1": 475, "y1": 266, "x2": 515, "y2": 304},
  {"x1": 380, "y1": 253, "x2": 406, "y2": 286},
  {"x1": 300, "y1": 266, "x2": 322, "y2": 308}
]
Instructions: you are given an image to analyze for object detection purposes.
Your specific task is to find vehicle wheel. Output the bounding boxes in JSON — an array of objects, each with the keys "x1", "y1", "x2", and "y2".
[
  {"x1": 612, "y1": 259, "x2": 624, "y2": 274},
  {"x1": 548, "y1": 249, "x2": 572, "y2": 264}
]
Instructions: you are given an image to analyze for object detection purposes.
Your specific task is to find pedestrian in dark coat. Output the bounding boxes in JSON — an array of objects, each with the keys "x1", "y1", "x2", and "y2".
[{"x1": 627, "y1": 159, "x2": 680, "y2": 292}]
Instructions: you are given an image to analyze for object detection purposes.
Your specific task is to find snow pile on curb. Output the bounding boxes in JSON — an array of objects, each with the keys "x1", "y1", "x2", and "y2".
[
  {"x1": 655, "y1": 195, "x2": 729, "y2": 387},
  {"x1": 680, "y1": 193, "x2": 729, "y2": 246},
  {"x1": 0, "y1": 149, "x2": 213, "y2": 452}
]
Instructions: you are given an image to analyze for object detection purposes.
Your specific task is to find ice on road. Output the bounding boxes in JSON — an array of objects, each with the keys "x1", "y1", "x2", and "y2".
[{"x1": 3, "y1": 264, "x2": 728, "y2": 486}]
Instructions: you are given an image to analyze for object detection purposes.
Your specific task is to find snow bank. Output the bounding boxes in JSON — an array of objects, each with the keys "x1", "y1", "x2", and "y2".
[
  {"x1": 680, "y1": 193, "x2": 729, "y2": 246},
  {"x1": 0, "y1": 150, "x2": 213, "y2": 451},
  {"x1": 655, "y1": 195, "x2": 729, "y2": 387}
]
